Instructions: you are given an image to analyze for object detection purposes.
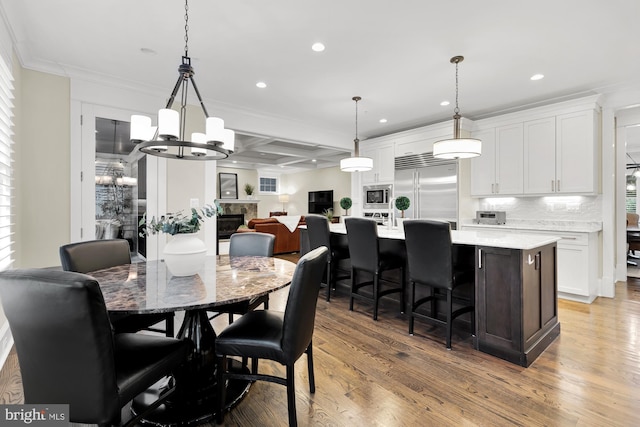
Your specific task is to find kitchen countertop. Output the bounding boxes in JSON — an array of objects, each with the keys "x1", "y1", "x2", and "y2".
[
  {"x1": 300, "y1": 223, "x2": 561, "y2": 250},
  {"x1": 459, "y1": 219, "x2": 602, "y2": 233}
]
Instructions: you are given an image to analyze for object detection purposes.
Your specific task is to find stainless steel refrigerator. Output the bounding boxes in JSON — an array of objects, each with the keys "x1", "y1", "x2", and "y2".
[{"x1": 393, "y1": 154, "x2": 458, "y2": 225}]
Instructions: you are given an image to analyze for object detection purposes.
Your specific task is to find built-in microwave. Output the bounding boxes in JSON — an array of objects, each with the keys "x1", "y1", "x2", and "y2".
[{"x1": 363, "y1": 184, "x2": 392, "y2": 210}]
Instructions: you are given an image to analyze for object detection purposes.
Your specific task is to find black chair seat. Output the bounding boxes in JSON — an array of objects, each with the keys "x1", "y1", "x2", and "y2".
[
  {"x1": 216, "y1": 310, "x2": 286, "y2": 363},
  {"x1": 114, "y1": 333, "x2": 190, "y2": 404}
]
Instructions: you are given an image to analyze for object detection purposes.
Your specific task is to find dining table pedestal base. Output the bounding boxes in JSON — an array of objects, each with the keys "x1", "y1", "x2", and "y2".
[{"x1": 130, "y1": 309, "x2": 252, "y2": 426}]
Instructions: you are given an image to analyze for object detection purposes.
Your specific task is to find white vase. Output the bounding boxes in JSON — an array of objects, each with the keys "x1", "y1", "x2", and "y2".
[{"x1": 163, "y1": 233, "x2": 207, "y2": 276}]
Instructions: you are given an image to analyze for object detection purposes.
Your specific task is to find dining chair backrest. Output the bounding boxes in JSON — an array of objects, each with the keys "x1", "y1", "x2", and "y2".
[
  {"x1": 344, "y1": 217, "x2": 379, "y2": 273},
  {"x1": 229, "y1": 232, "x2": 275, "y2": 257},
  {"x1": 0, "y1": 268, "x2": 121, "y2": 422},
  {"x1": 59, "y1": 239, "x2": 131, "y2": 273},
  {"x1": 0, "y1": 268, "x2": 190, "y2": 425},
  {"x1": 281, "y1": 246, "x2": 328, "y2": 363},
  {"x1": 404, "y1": 219, "x2": 454, "y2": 290},
  {"x1": 627, "y1": 213, "x2": 639, "y2": 228},
  {"x1": 305, "y1": 214, "x2": 331, "y2": 254}
]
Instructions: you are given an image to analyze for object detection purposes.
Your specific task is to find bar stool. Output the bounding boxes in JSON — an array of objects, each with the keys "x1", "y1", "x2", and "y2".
[
  {"x1": 305, "y1": 214, "x2": 350, "y2": 301},
  {"x1": 344, "y1": 217, "x2": 405, "y2": 320},
  {"x1": 403, "y1": 219, "x2": 475, "y2": 349}
]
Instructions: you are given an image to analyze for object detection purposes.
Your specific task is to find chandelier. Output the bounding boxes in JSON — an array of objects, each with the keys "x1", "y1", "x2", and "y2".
[
  {"x1": 340, "y1": 96, "x2": 373, "y2": 172},
  {"x1": 130, "y1": 0, "x2": 234, "y2": 160},
  {"x1": 433, "y1": 56, "x2": 481, "y2": 159}
]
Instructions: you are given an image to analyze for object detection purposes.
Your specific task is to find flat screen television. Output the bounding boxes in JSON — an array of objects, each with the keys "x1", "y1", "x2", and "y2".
[{"x1": 308, "y1": 190, "x2": 333, "y2": 214}]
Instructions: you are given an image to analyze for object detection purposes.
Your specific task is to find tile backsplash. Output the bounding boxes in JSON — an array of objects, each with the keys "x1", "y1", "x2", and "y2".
[{"x1": 477, "y1": 195, "x2": 602, "y2": 222}]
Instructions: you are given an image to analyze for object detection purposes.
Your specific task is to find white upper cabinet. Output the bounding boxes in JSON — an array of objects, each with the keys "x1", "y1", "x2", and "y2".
[
  {"x1": 524, "y1": 110, "x2": 598, "y2": 195},
  {"x1": 361, "y1": 141, "x2": 395, "y2": 184},
  {"x1": 556, "y1": 110, "x2": 598, "y2": 194},
  {"x1": 523, "y1": 117, "x2": 556, "y2": 194},
  {"x1": 470, "y1": 124, "x2": 523, "y2": 196}
]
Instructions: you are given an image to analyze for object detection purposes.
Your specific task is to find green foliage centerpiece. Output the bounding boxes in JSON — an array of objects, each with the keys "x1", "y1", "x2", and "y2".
[
  {"x1": 139, "y1": 203, "x2": 221, "y2": 277},
  {"x1": 139, "y1": 204, "x2": 221, "y2": 236}
]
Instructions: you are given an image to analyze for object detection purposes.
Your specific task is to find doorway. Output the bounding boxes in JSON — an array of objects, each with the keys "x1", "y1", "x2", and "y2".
[{"x1": 94, "y1": 117, "x2": 145, "y2": 257}]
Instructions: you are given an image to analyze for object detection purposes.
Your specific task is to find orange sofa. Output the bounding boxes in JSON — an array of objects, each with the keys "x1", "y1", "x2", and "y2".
[{"x1": 237, "y1": 217, "x2": 306, "y2": 254}]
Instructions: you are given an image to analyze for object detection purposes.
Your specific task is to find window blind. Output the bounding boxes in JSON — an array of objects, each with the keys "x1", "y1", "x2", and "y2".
[{"x1": 0, "y1": 55, "x2": 13, "y2": 271}]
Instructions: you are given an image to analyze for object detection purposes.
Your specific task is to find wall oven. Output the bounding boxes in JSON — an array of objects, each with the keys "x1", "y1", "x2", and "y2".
[{"x1": 363, "y1": 184, "x2": 392, "y2": 210}]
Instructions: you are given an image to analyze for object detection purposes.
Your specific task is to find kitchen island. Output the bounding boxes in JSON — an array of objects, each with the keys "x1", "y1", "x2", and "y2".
[{"x1": 300, "y1": 223, "x2": 561, "y2": 367}]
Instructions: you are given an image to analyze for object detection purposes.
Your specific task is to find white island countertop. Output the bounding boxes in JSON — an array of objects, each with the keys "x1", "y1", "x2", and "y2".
[{"x1": 301, "y1": 223, "x2": 561, "y2": 251}]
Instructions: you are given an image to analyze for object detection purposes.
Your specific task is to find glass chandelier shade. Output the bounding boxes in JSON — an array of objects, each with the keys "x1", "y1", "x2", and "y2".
[
  {"x1": 433, "y1": 56, "x2": 482, "y2": 160},
  {"x1": 341, "y1": 96, "x2": 373, "y2": 172},
  {"x1": 130, "y1": 0, "x2": 233, "y2": 160}
]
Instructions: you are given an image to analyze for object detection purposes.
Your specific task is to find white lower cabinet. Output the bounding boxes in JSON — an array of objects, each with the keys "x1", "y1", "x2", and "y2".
[{"x1": 461, "y1": 225, "x2": 599, "y2": 303}]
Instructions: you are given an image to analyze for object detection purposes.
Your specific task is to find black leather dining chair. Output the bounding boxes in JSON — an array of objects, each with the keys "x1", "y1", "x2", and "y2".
[
  {"x1": 0, "y1": 268, "x2": 190, "y2": 427},
  {"x1": 305, "y1": 214, "x2": 350, "y2": 301},
  {"x1": 59, "y1": 239, "x2": 175, "y2": 337},
  {"x1": 403, "y1": 219, "x2": 475, "y2": 349},
  {"x1": 344, "y1": 217, "x2": 406, "y2": 320},
  {"x1": 215, "y1": 232, "x2": 275, "y2": 323},
  {"x1": 215, "y1": 246, "x2": 328, "y2": 427}
]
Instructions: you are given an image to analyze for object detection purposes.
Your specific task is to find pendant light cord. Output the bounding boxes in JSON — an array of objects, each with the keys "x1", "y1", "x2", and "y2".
[
  {"x1": 352, "y1": 96, "x2": 361, "y2": 156},
  {"x1": 454, "y1": 60, "x2": 460, "y2": 115}
]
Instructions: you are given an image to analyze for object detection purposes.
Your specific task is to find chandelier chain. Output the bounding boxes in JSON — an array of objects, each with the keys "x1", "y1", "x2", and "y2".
[{"x1": 184, "y1": 0, "x2": 190, "y2": 57}]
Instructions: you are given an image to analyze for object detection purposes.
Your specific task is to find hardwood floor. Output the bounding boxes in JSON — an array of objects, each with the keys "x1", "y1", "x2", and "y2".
[{"x1": 2, "y1": 270, "x2": 640, "y2": 426}]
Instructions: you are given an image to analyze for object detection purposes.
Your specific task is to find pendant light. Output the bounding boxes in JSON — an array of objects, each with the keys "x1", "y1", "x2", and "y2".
[
  {"x1": 433, "y1": 56, "x2": 482, "y2": 159},
  {"x1": 340, "y1": 96, "x2": 373, "y2": 172},
  {"x1": 130, "y1": 0, "x2": 234, "y2": 160}
]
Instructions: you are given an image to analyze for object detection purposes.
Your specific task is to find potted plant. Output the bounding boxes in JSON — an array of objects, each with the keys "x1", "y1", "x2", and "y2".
[
  {"x1": 244, "y1": 183, "x2": 255, "y2": 199},
  {"x1": 339, "y1": 197, "x2": 352, "y2": 216},
  {"x1": 323, "y1": 208, "x2": 334, "y2": 222},
  {"x1": 395, "y1": 196, "x2": 410, "y2": 228},
  {"x1": 139, "y1": 203, "x2": 221, "y2": 276}
]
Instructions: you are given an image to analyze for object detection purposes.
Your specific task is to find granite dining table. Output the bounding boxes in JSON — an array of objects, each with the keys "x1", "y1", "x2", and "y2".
[{"x1": 89, "y1": 255, "x2": 297, "y2": 426}]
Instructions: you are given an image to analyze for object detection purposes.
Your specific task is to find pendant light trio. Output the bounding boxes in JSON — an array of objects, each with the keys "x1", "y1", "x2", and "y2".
[
  {"x1": 132, "y1": 0, "x2": 479, "y2": 165},
  {"x1": 340, "y1": 55, "x2": 482, "y2": 172}
]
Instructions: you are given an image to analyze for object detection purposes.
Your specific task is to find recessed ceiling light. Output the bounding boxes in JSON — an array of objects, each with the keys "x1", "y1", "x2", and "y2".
[
  {"x1": 530, "y1": 74, "x2": 544, "y2": 81},
  {"x1": 440, "y1": 101, "x2": 450, "y2": 106},
  {"x1": 379, "y1": 119, "x2": 387, "y2": 124},
  {"x1": 256, "y1": 81, "x2": 267, "y2": 88},
  {"x1": 311, "y1": 42, "x2": 325, "y2": 52},
  {"x1": 311, "y1": 159, "x2": 317, "y2": 163},
  {"x1": 232, "y1": 160, "x2": 237, "y2": 163}
]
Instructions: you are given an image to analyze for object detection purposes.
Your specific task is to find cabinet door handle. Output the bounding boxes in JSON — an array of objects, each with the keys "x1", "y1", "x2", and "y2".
[
  {"x1": 562, "y1": 236, "x2": 577, "y2": 240},
  {"x1": 478, "y1": 248, "x2": 483, "y2": 269},
  {"x1": 551, "y1": 180, "x2": 555, "y2": 192},
  {"x1": 496, "y1": 183, "x2": 499, "y2": 193},
  {"x1": 491, "y1": 183, "x2": 494, "y2": 193},
  {"x1": 557, "y1": 180, "x2": 560, "y2": 191},
  {"x1": 535, "y1": 253, "x2": 540, "y2": 270}
]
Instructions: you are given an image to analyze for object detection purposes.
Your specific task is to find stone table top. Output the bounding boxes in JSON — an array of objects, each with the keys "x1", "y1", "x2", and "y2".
[{"x1": 89, "y1": 255, "x2": 296, "y2": 314}]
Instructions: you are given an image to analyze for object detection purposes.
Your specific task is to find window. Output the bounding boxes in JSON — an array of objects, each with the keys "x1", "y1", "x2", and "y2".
[
  {"x1": 259, "y1": 176, "x2": 279, "y2": 194},
  {"x1": 0, "y1": 54, "x2": 13, "y2": 271}
]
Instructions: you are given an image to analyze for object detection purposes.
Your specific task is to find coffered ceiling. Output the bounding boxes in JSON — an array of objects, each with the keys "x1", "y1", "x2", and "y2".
[{"x1": 3, "y1": 0, "x2": 640, "y2": 172}]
